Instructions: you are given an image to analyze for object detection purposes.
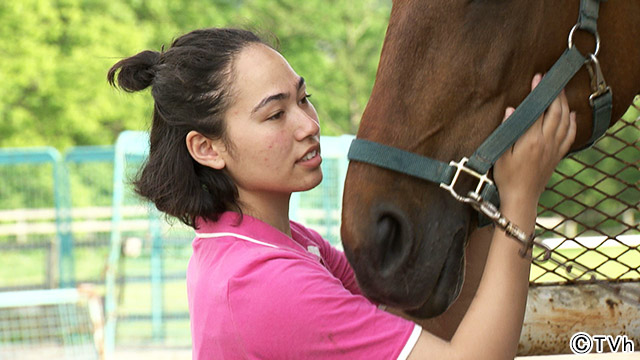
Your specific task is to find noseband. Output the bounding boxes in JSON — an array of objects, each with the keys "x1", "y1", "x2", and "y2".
[{"x1": 348, "y1": 0, "x2": 612, "y2": 258}]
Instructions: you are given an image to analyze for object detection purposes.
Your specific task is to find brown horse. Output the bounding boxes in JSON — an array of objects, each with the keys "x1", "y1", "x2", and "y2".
[{"x1": 341, "y1": 0, "x2": 640, "y2": 318}]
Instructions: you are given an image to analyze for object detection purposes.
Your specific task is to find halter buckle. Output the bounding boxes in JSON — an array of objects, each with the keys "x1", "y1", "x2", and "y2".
[{"x1": 439, "y1": 157, "x2": 494, "y2": 203}]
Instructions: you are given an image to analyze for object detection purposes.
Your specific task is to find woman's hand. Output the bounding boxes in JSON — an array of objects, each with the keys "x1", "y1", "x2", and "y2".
[{"x1": 494, "y1": 73, "x2": 577, "y2": 211}]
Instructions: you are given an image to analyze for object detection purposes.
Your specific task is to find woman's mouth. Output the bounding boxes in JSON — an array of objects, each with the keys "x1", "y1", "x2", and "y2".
[
  {"x1": 297, "y1": 148, "x2": 322, "y2": 167},
  {"x1": 300, "y1": 150, "x2": 318, "y2": 161}
]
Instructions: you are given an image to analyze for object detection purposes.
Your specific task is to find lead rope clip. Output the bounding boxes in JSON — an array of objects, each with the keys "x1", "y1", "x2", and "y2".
[
  {"x1": 465, "y1": 192, "x2": 552, "y2": 261},
  {"x1": 585, "y1": 53, "x2": 611, "y2": 106}
]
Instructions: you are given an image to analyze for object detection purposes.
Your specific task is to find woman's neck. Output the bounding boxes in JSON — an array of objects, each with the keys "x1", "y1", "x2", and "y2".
[{"x1": 237, "y1": 189, "x2": 292, "y2": 237}]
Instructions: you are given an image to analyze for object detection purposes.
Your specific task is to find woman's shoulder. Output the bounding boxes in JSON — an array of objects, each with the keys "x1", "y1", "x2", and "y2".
[
  {"x1": 290, "y1": 220, "x2": 339, "y2": 255},
  {"x1": 290, "y1": 220, "x2": 325, "y2": 243}
]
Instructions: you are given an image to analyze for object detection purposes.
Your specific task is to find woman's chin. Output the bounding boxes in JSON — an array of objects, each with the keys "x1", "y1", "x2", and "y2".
[{"x1": 294, "y1": 171, "x2": 323, "y2": 192}]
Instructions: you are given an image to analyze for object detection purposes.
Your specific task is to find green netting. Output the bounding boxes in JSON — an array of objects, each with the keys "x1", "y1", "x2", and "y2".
[
  {"x1": 64, "y1": 147, "x2": 115, "y2": 285},
  {"x1": 532, "y1": 98, "x2": 640, "y2": 284},
  {"x1": 0, "y1": 148, "x2": 66, "y2": 290},
  {"x1": 0, "y1": 288, "x2": 102, "y2": 360}
]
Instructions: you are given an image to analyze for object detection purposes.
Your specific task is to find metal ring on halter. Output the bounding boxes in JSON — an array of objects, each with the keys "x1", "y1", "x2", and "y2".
[{"x1": 567, "y1": 24, "x2": 601, "y2": 57}]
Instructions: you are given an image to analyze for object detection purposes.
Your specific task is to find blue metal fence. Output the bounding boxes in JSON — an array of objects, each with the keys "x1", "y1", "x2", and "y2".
[{"x1": 0, "y1": 147, "x2": 73, "y2": 289}]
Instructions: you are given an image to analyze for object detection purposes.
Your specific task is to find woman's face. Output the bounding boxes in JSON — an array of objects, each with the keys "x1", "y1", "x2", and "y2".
[{"x1": 220, "y1": 44, "x2": 322, "y2": 200}]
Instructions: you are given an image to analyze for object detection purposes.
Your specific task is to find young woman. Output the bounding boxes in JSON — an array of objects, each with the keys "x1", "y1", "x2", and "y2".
[{"x1": 108, "y1": 28, "x2": 576, "y2": 359}]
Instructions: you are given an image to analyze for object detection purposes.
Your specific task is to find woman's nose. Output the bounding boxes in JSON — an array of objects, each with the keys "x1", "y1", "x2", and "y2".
[{"x1": 294, "y1": 109, "x2": 320, "y2": 140}]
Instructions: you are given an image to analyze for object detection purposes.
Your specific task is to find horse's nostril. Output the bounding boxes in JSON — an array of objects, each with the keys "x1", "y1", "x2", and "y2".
[{"x1": 375, "y1": 214, "x2": 408, "y2": 276}]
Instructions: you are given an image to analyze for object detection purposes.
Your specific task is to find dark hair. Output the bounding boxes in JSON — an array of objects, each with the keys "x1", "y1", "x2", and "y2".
[{"x1": 107, "y1": 28, "x2": 267, "y2": 228}]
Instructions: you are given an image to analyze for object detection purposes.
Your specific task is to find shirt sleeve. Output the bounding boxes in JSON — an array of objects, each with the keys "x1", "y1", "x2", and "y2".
[
  {"x1": 226, "y1": 253, "x2": 420, "y2": 359},
  {"x1": 303, "y1": 226, "x2": 364, "y2": 296}
]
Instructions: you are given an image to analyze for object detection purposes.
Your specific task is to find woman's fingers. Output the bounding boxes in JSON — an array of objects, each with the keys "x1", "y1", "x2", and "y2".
[
  {"x1": 495, "y1": 73, "x2": 577, "y2": 202},
  {"x1": 531, "y1": 73, "x2": 542, "y2": 90},
  {"x1": 559, "y1": 112, "x2": 577, "y2": 156},
  {"x1": 560, "y1": 90, "x2": 570, "y2": 125},
  {"x1": 544, "y1": 89, "x2": 569, "y2": 142},
  {"x1": 543, "y1": 89, "x2": 566, "y2": 137},
  {"x1": 503, "y1": 107, "x2": 516, "y2": 154},
  {"x1": 513, "y1": 74, "x2": 544, "y2": 154},
  {"x1": 503, "y1": 107, "x2": 515, "y2": 123},
  {"x1": 530, "y1": 74, "x2": 544, "y2": 134},
  {"x1": 512, "y1": 74, "x2": 573, "y2": 161}
]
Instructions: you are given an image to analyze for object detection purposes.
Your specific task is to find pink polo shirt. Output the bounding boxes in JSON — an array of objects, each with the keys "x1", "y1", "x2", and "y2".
[{"x1": 187, "y1": 211, "x2": 421, "y2": 359}]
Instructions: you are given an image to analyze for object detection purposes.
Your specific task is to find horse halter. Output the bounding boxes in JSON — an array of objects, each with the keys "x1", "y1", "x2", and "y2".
[{"x1": 347, "y1": 0, "x2": 612, "y2": 260}]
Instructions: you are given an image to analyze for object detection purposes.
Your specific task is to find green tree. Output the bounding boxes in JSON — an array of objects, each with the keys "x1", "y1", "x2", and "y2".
[
  {"x1": 237, "y1": 0, "x2": 390, "y2": 134},
  {"x1": 0, "y1": 0, "x2": 391, "y2": 149},
  {"x1": 0, "y1": 0, "x2": 152, "y2": 148}
]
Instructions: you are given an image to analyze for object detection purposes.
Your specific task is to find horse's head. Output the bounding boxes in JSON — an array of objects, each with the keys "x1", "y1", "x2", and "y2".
[{"x1": 341, "y1": 0, "x2": 640, "y2": 318}]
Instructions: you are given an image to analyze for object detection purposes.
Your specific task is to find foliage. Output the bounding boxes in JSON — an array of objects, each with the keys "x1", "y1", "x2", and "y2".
[
  {"x1": 0, "y1": 0, "x2": 391, "y2": 150},
  {"x1": 237, "y1": 0, "x2": 390, "y2": 133}
]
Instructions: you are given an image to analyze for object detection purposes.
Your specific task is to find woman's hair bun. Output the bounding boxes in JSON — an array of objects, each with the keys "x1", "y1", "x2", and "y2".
[{"x1": 107, "y1": 50, "x2": 161, "y2": 92}]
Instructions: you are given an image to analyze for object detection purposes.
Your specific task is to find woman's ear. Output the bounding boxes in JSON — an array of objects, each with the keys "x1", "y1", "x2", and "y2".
[{"x1": 185, "y1": 130, "x2": 226, "y2": 170}]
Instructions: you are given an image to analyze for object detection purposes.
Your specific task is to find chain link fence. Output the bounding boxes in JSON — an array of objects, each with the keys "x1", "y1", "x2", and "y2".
[{"x1": 533, "y1": 98, "x2": 639, "y2": 286}]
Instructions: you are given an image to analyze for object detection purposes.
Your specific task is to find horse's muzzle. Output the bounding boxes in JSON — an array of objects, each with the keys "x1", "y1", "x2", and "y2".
[{"x1": 342, "y1": 199, "x2": 469, "y2": 317}]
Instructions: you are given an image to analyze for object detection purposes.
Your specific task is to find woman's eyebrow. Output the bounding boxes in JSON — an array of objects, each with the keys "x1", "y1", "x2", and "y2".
[
  {"x1": 251, "y1": 77, "x2": 305, "y2": 115},
  {"x1": 297, "y1": 76, "x2": 305, "y2": 91}
]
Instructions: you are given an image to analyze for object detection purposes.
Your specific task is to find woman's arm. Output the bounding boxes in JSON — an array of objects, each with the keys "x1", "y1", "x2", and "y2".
[{"x1": 407, "y1": 74, "x2": 576, "y2": 360}]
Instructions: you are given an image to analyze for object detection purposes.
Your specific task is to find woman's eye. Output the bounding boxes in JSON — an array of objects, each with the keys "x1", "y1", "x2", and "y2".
[
  {"x1": 299, "y1": 93, "x2": 312, "y2": 105},
  {"x1": 268, "y1": 111, "x2": 284, "y2": 121}
]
